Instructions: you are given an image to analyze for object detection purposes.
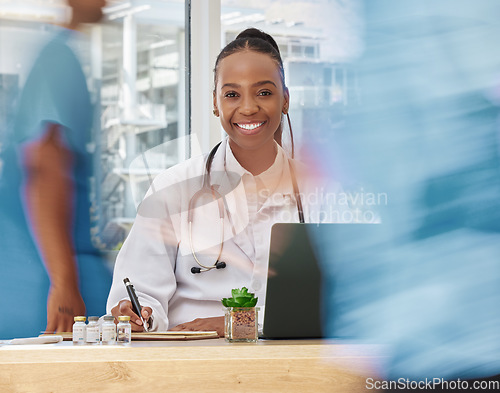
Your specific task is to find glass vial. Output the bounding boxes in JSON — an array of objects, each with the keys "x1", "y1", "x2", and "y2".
[
  {"x1": 117, "y1": 315, "x2": 132, "y2": 345},
  {"x1": 72, "y1": 316, "x2": 86, "y2": 345},
  {"x1": 101, "y1": 315, "x2": 116, "y2": 345},
  {"x1": 86, "y1": 316, "x2": 100, "y2": 345}
]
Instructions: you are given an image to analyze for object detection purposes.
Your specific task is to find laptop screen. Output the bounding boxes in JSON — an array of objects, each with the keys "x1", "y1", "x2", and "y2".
[
  {"x1": 262, "y1": 222, "x2": 385, "y2": 339},
  {"x1": 262, "y1": 223, "x2": 326, "y2": 339}
]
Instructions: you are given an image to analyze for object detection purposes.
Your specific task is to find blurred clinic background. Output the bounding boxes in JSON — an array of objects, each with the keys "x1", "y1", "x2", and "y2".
[
  {"x1": 0, "y1": 0, "x2": 362, "y2": 252},
  {"x1": 2, "y1": 0, "x2": 500, "y2": 384},
  {"x1": 312, "y1": 0, "x2": 500, "y2": 385}
]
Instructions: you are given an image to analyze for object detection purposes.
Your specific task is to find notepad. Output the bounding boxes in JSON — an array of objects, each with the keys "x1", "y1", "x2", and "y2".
[
  {"x1": 41, "y1": 331, "x2": 219, "y2": 341},
  {"x1": 131, "y1": 331, "x2": 219, "y2": 341}
]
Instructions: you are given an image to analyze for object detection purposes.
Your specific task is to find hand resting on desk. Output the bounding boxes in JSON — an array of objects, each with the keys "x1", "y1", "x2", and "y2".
[
  {"x1": 111, "y1": 300, "x2": 152, "y2": 332},
  {"x1": 170, "y1": 316, "x2": 224, "y2": 337}
]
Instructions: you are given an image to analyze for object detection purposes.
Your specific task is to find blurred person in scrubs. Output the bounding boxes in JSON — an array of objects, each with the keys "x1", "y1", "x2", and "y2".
[
  {"x1": 0, "y1": 0, "x2": 111, "y2": 339},
  {"x1": 312, "y1": 0, "x2": 500, "y2": 389}
]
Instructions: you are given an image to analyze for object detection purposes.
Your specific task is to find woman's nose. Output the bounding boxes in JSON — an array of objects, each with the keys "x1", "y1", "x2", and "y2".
[{"x1": 239, "y1": 95, "x2": 258, "y2": 115}]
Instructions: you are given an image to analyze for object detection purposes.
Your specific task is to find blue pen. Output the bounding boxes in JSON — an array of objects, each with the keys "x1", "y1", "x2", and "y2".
[{"x1": 123, "y1": 278, "x2": 149, "y2": 332}]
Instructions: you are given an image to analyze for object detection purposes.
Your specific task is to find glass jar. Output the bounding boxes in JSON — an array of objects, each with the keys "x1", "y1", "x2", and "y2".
[
  {"x1": 101, "y1": 315, "x2": 116, "y2": 345},
  {"x1": 72, "y1": 316, "x2": 86, "y2": 345},
  {"x1": 86, "y1": 316, "x2": 100, "y2": 345},
  {"x1": 117, "y1": 315, "x2": 132, "y2": 345},
  {"x1": 224, "y1": 307, "x2": 259, "y2": 343}
]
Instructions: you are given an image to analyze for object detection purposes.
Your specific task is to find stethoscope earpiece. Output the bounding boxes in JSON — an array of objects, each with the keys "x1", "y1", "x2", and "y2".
[
  {"x1": 191, "y1": 260, "x2": 226, "y2": 274},
  {"x1": 215, "y1": 261, "x2": 226, "y2": 269}
]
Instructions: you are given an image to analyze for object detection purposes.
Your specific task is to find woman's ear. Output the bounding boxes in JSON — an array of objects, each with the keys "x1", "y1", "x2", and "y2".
[
  {"x1": 282, "y1": 87, "x2": 290, "y2": 114},
  {"x1": 213, "y1": 91, "x2": 219, "y2": 117}
]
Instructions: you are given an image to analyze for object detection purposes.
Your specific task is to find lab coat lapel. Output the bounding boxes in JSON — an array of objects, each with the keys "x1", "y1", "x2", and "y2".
[
  {"x1": 260, "y1": 159, "x2": 296, "y2": 209},
  {"x1": 208, "y1": 139, "x2": 250, "y2": 239}
]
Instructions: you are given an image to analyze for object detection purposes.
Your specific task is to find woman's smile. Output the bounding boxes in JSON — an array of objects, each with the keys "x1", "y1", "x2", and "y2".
[
  {"x1": 234, "y1": 121, "x2": 266, "y2": 135},
  {"x1": 214, "y1": 50, "x2": 288, "y2": 157}
]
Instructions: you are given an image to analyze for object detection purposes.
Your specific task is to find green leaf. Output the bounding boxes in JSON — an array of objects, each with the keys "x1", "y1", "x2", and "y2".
[
  {"x1": 222, "y1": 287, "x2": 257, "y2": 308},
  {"x1": 233, "y1": 295, "x2": 249, "y2": 305},
  {"x1": 245, "y1": 297, "x2": 258, "y2": 307},
  {"x1": 231, "y1": 287, "x2": 249, "y2": 297}
]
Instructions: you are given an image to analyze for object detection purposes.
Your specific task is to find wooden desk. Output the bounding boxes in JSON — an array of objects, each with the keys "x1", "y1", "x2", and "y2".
[{"x1": 0, "y1": 339, "x2": 382, "y2": 392}]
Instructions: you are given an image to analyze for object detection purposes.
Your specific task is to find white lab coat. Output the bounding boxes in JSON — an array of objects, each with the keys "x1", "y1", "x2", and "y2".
[{"x1": 106, "y1": 139, "x2": 344, "y2": 331}]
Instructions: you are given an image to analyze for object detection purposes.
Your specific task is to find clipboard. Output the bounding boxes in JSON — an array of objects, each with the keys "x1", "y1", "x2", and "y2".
[{"x1": 41, "y1": 331, "x2": 219, "y2": 341}]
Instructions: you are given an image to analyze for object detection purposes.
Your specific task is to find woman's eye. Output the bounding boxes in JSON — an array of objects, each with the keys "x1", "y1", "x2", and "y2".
[
  {"x1": 258, "y1": 90, "x2": 272, "y2": 96},
  {"x1": 224, "y1": 91, "x2": 238, "y2": 98}
]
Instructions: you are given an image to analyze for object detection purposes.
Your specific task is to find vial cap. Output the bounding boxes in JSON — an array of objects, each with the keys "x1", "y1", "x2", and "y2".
[
  {"x1": 74, "y1": 316, "x2": 86, "y2": 322},
  {"x1": 103, "y1": 315, "x2": 115, "y2": 322},
  {"x1": 118, "y1": 315, "x2": 131, "y2": 322},
  {"x1": 88, "y1": 316, "x2": 99, "y2": 322}
]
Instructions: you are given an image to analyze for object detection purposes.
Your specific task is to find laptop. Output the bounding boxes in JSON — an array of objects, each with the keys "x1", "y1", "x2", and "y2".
[{"x1": 261, "y1": 222, "x2": 383, "y2": 339}]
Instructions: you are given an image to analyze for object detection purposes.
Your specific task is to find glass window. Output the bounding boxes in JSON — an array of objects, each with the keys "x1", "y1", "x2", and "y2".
[
  {"x1": 1, "y1": 0, "x2": 363, "y2": 249},
  {"x1": 304, "y1": 45, "x2": 315, "y2": 58},
  {"x1": 220, "y1": 0, "x2": 363, "y2": 154},
  {"x1": 98, "y1": 2, "x2": 186, "y2": 248},
  {"x1": 291, "y1": 44, "x2": 302, "y2": 56},
  {"x1": 0, "y1": 0, "x2": 187, "y2": 249}
]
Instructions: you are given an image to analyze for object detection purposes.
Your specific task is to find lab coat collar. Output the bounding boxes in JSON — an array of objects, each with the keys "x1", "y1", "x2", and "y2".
[
  {"x1": 220, "y1": 138, "x2": 287, "y2": 190},
  {"x1": 255, "y1": 145, "x2": 285, "y2": 193},
  {"x1": 224, "y1": 139, "x2": 247, "y2": 179},
  {"x1": 207, "y1": 138, "x2": 233, "y2": 187},
  {"x1": 224, "y1": 138, "x2": 300, "y2": 210},
  {"x1": 208, "y1": 138, "x2": 287, "y2": 190},
  {"x1": 207, "y1": 138, "x2": 300, "y2": 231},
  {"x1": 265, "y1": 148, "x2": 299, "y2": 208},
  {"x1": 223, "y1": 138, "x2": 285, "y2": 187}
]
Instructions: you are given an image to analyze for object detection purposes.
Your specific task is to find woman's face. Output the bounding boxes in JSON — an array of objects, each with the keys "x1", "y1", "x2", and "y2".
[
  {"x1": 214, "y1": 50, "x2": 289, "y2": 155},
  {"x1": 68, "y1": 0, "x2": 106, "y2": 23}
]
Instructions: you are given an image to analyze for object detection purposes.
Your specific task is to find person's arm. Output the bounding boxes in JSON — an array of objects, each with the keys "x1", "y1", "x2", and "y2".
[
  {"x1": 107, "y1": 178, "x2": 181, "y2": 332},
  {"x1": 170, "y1": 317, "x2": 225, "y2": 337},
  {"x1": 23, "y1": 123, "x2": 85, "y2": 332}
]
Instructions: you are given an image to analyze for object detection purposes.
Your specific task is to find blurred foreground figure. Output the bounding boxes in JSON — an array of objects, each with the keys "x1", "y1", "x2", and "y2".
[
  {"x1": 314, "y1": 0, "x2": 500, "y2": 386},
  {"x1": 0, "y1": 0, "x2": 111, "y2": 339}
]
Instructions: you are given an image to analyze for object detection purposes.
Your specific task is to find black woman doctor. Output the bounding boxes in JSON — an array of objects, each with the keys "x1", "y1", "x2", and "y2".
[{"x1": 107, "y1": 28, "x2": 340, "y2": 337}]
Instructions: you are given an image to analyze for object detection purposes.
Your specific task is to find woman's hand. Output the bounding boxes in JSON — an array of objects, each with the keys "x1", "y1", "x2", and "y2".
[
  {"x1": 45, "y1": 285, "x2": 85, "y2": 333},
  {"x1": 170, "y1": 316, "x2": 225, "y2": 337},
  {"x1": 111, "y1": 300, "x2": 152, "y2": 332}
]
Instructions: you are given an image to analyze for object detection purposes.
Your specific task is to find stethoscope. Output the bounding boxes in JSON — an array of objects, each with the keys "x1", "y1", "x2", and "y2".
[{"x1": 189, "y1": 141, "x2": 305, "y2": 274}]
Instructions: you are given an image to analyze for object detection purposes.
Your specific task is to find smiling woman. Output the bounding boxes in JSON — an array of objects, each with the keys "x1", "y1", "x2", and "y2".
[
  {"x1": 214, "y1": 48, "x2": 289, "y2": 175},
  {"x1": 107, "y1": 28, "x2": 342, "y2": 337},
  {"x1": 212, "y1": 28, "x2": 290, "y2": 176}
]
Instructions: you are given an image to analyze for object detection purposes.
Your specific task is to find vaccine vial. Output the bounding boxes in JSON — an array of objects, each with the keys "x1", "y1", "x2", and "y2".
[
  {"x1": 72, "y1": 316, "x2": 86, "y2": 345},
  {"x1": 101, "y1": 315, "x2": 116, "y2": 345},
  {"x1": 117, "y1": 315, "x2": 132, "y2": 345},
  {"x1": 86, "y1": 316, "x2": 100, "y2": 345}
]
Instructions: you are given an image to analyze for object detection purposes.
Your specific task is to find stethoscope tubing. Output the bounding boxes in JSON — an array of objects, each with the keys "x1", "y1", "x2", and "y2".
[{"x1": 188, "y1": 141, "x2": 304, "y2": 273}]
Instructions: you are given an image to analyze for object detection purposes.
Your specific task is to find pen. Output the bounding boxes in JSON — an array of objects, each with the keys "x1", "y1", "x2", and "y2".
[{"x1": 123, "y1": 277, "x2": 149, "y2": 332}]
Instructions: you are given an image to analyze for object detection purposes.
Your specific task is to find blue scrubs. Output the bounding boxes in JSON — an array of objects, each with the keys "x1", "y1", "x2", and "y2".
[
  {"x1": 312, "y1": 0, "x2": 500, "y2": 382},
  {"x1": 0, "y1": 28, "x2": 111, "y2": 339}
]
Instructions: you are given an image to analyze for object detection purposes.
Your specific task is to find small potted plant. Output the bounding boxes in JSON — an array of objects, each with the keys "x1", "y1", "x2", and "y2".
[{"x1": 222, "y1": 287, "x2": 259, "y2": 342}]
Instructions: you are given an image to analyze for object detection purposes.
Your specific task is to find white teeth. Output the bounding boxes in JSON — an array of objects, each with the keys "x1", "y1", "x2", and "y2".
[{"x1": 237, "y1": 122, "x2": 264, "y2": 130}]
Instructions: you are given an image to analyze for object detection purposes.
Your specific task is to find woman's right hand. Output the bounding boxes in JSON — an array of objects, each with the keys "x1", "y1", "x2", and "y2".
[{"x1": 110, "y1": 300, "x2": 152, "y2": 332}]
